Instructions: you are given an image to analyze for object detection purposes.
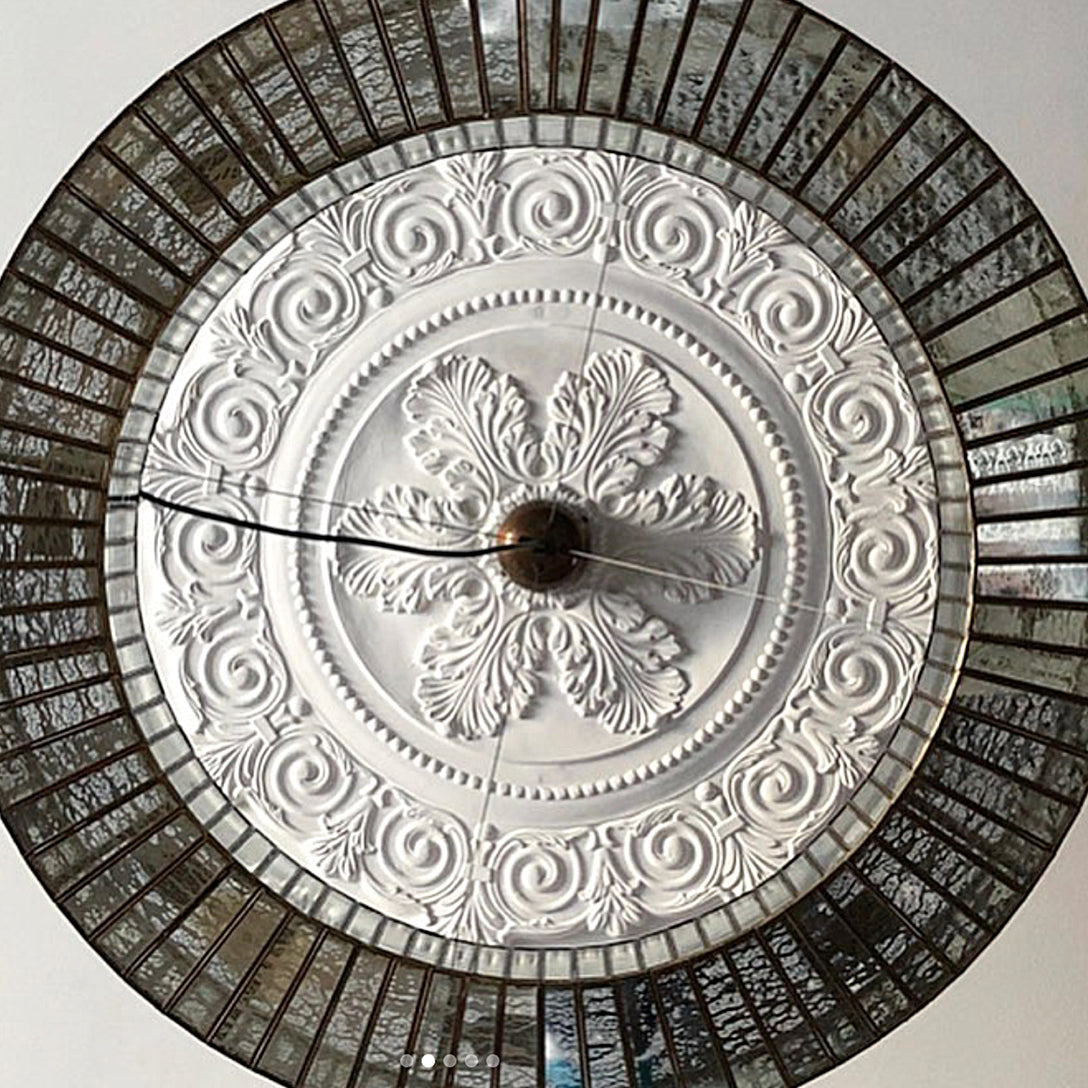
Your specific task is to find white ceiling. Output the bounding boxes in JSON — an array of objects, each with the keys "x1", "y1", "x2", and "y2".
[{"x1": 0, "y1": 2, "x2": 1085, "y2": 1085}]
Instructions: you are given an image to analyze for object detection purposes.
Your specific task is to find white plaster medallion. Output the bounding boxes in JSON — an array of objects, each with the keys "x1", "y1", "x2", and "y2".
[{"x1": 120, "y1": 138, "x2": 962, "y2": 957}]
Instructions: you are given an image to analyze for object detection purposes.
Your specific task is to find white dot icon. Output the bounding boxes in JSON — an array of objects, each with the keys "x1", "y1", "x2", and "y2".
[{"x1": 421, "y1": 1054, "x2": 436, "y2": 1069}]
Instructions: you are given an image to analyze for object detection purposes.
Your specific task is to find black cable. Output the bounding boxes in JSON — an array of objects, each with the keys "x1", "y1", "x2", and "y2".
[
  {"x1": 114, "y1": 490, "x2": 790, "y2": 610},
  {"x1": 131, "y1": 489, "x2": 535, "y2": 559}
]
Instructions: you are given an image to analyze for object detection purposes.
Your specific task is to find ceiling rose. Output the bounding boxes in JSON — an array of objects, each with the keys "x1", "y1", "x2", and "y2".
[
  {"x1": 1, "y1": 2, "x2": 1085, "y2": 1085},
  {"x1": 121, "y1": 142, "x2": 962, "y2": 951}
]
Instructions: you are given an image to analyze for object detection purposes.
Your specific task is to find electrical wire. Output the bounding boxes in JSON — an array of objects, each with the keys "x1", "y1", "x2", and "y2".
[
  {"x1": 118, "y1": 489, "x2": 833, "y2": 616},
  {"x1": 132, "y1": 490, "x2": 532, "y2": 560},
  {"x1": 569, "y1": 548, "x2": 827, "y2": 617}
]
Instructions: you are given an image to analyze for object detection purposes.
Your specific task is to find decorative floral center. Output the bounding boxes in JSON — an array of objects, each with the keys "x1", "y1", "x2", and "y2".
[
  {"x1": 496, "y1": 501, "x2": 590, "y2": 589},
  {"x1": 334, "y1": 348, "x2": 761, "y2": 740}
]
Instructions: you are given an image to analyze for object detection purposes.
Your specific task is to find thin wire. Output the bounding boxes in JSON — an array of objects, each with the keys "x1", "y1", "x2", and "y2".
[
  {"x1": 132, "y1": 490, "x2": 532, "y2": 560},
  {"x1": 570, "y1": 548, "x2": 828, "y2": 617},
  {"x1": 452, "y1": 612, "x2": 528, "y2": 943},
  {"x1": 110, "y1": 459, "x2": 486, "y2": 540},
  {"x1": 122, "y1": 487, "x2": 831, "y2": 612},
  {"x1": 416, "y1": 306, "x2": 598, "y2": 930},
  {"x1": 454, "y1": 707, "x2": 513, "y2": 943},
  {"x1": 548, "y1": 205, "x2": 619, "y2": 526}
]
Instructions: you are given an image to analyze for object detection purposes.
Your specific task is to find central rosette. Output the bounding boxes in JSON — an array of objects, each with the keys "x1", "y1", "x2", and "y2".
[
  {"x1": 496, "y1": 501, "x2": 590, "y2": 589},
  {"x1": 333, "y1": 349, "x2": 762, "y2": 739}
]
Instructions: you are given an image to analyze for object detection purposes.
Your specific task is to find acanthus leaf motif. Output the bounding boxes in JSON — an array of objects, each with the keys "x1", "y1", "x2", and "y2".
[
  {"x1": 854, "y1": 444, "x2": 937, "y2": 514},
  {"x1": 334, "y1": 351, "x2": 756, "y2": 740},
  {"x1": 440, "y1": 151, "x2": 507, "y2": 242},
  {"x1": 416, "y1": 593, "x2": 547, "y2": 739},
  {"x1": 580, "y1": 843, "x2": 644, "y2": 937},
  {"x1": 832, "y1": 294, "x2": 891, "y2": 361},
  {"x1": 335, "y1": 486, "x2": 481, "y2": 614},
  {"x1": 206, "y1": 305, "x2": 287, "y2": 380},
  {"x1": 196, "y1": 724, "x2": 266, "y2": 798},
  {"x1": 543, "y1": 350, "x2": 673, "y2": 502},
  {"x1": 404, "y1": 355, "x2": 540, "y2": 511},
  {"x1": 311, "y1": 801, "x2": 378, "y2": 883},
  {"x1": 720, "y1": 826, "x2": 781, "y2": 893},
  {"x1": 156, "y1": 585, "x2": 231, "y2": 647},
  {"x1": 604, "y1": 473, "x2": 761, "y2": 602},
  {"x1": 791, "y1": 710, "x2": 880, "y2": 791},
  {"x1": 549, "y1": 594, "x2": 688, "y2": 734},
  {"x1": 439, "y1": 876, "x2": 507, "y2": 944}
]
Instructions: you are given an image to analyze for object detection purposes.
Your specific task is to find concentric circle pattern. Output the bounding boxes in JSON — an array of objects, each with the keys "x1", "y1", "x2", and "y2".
[
  {"x1": 1, "y1": 2, "x2": 1086, "y2": 1086},
  {"x1": 122, "y1": 141, "x2": 962, "y2": 954}
]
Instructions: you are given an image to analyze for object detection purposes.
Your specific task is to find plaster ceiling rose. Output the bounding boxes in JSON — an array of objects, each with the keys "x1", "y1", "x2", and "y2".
[{"x1": 125, "y1": 143, "x2": 960, "y2": 953}]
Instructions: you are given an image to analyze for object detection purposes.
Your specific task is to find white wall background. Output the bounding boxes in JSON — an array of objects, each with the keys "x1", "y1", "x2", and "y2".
[{"x1": 0, "y1": 2, "x2": 1086, "y2": 1084}]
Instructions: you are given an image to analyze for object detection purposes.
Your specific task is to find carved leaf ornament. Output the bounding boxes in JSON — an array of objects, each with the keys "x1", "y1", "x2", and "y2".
[
  {"x1": 139, "y1": 148, "x2": 940, "y2": 945},
  {"x1": 336, "y1": 349, "x2": 758, "y2": 738}
]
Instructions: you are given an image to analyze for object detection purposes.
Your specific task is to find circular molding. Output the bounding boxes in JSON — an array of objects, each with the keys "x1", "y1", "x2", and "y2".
[{"x1": 105, "y1": 130, "x2": 970, "y2": 970}]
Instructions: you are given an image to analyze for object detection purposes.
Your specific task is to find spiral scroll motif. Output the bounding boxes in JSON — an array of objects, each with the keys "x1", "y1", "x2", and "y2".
[
  {"x1": 842, "y1": 512, "x2": 932, "y2": 601},
  {"x1": 165, "y1": 492, "x2": 256, "y2": 587},
  {"x1": 183, "y1": 621, "x2": 287, "y2": 722},
  {"x1": 500, "y1": 156, "x2": 602, "y2": 254},
  {"x1": 253, "y1": 257, "x2": 360, "y2": 352},
  {"x1": 739, "y1": 263, "x2": 843, "y2": 358},
  {"x1": 257, "y1": 730, "x2": 355, "y2": 820},
  {"x1": 364, "y1": 185, "x2": 462, "y2": 283},
  {"x1": 623, "y1": 177, "x2": 733, "y2": 283},
  {"x1": 365, "y1": 801, "x2": 471, "y2": 908},
  {"x1": 728, "y1": 735, "x2": 837, "y2": 844},
  {"x1": 491, "y1": 834, "x2": 586, "y2": 928},
  {"x1": 809, "y1": 370, "x2": 918, "y2": 470},
  {"x1": 181, "y1": 372, "x2": 281, "y2": 470},
  {"x1": 810, "y1": 626, "x2": 909, "y2": 728},
  {"x1": 623, "y1": 806, "x2": 721, "y2": 899}
]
